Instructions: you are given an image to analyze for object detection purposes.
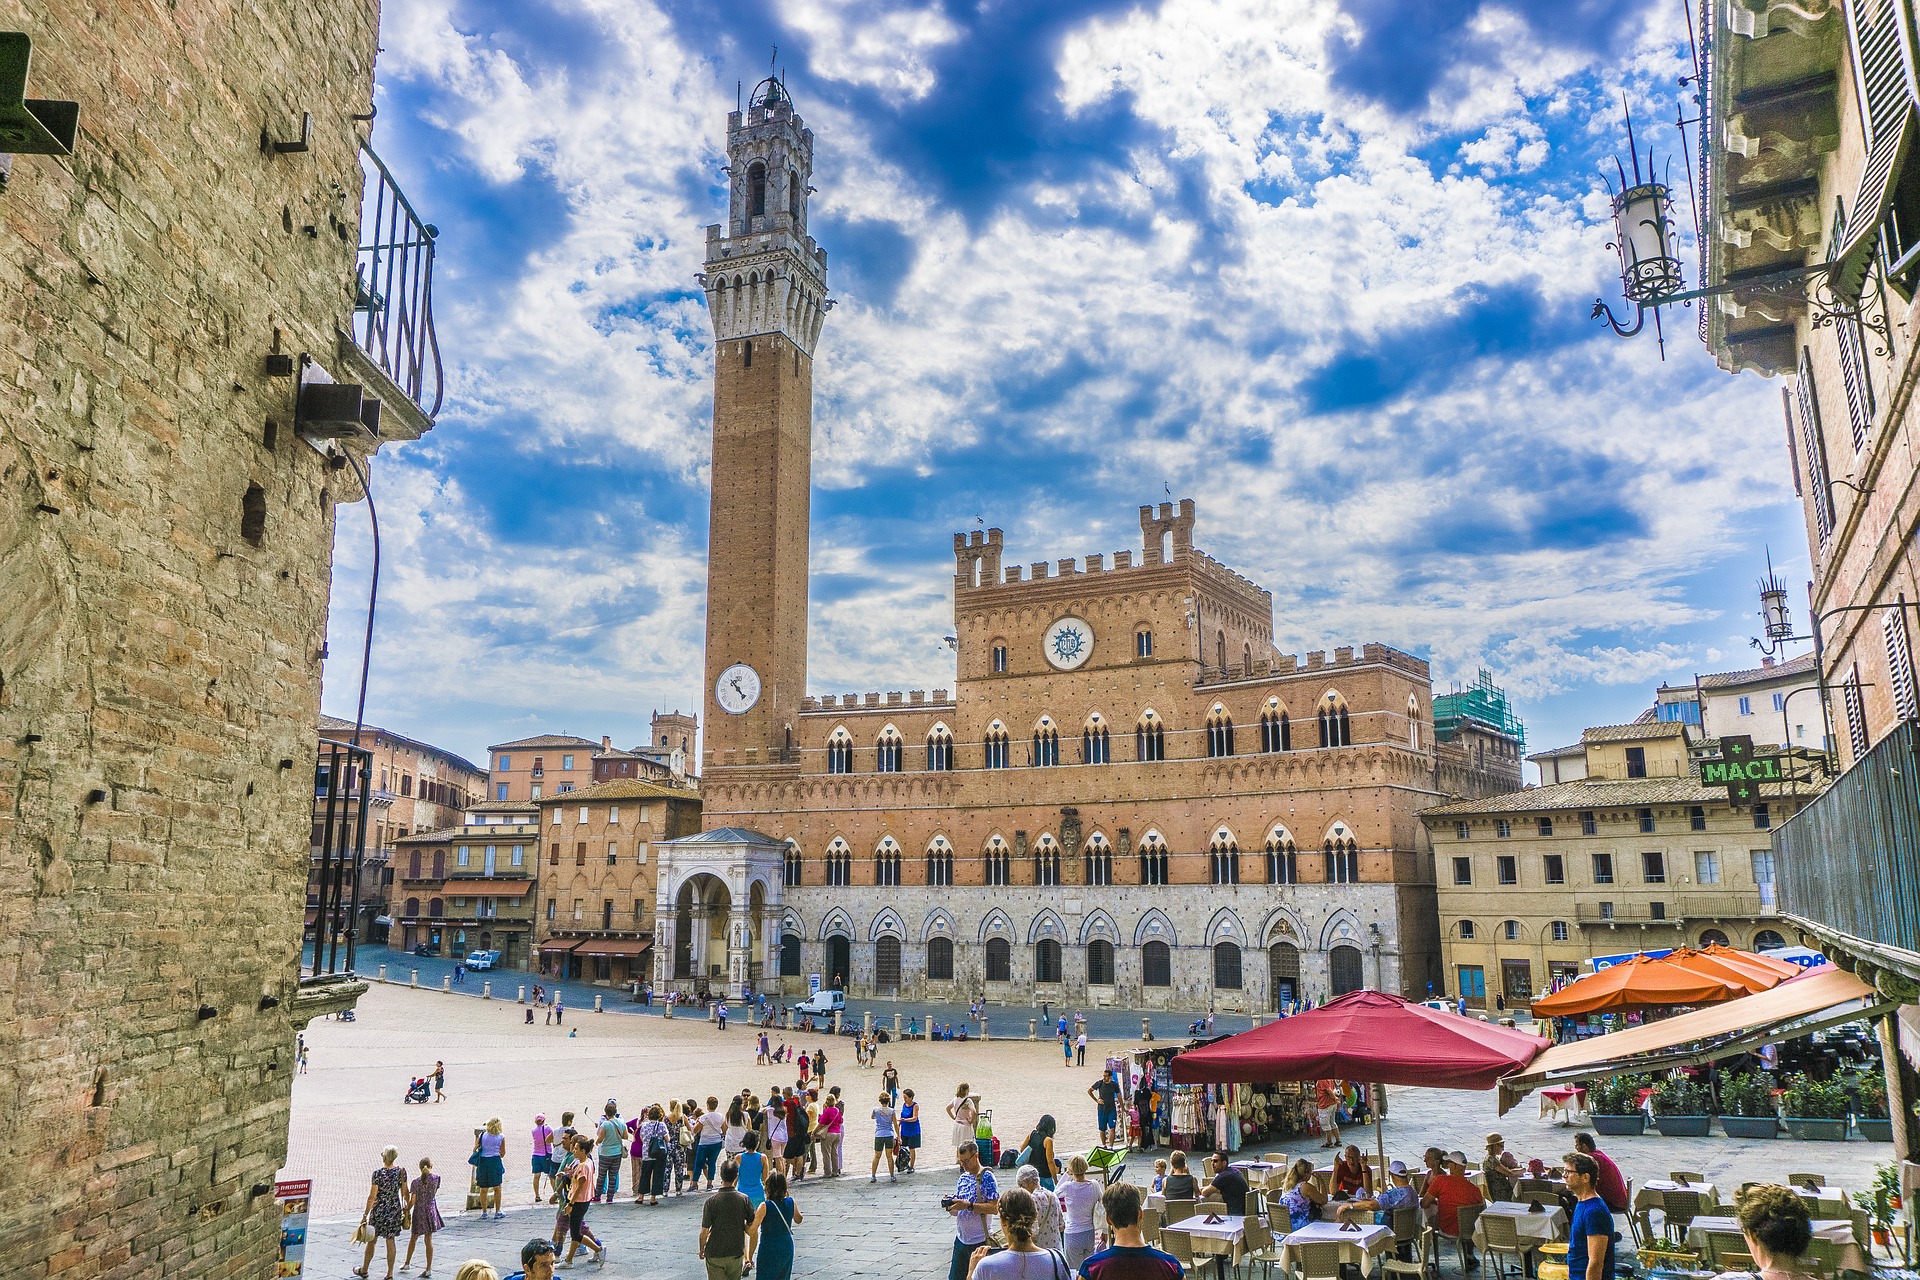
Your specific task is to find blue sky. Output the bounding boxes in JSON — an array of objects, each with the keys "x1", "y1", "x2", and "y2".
[{"x1": 322, "y1": 0, "x2": 1816, "y2": 771}]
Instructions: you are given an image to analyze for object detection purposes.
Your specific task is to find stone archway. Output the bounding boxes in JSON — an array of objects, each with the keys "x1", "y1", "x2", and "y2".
[
  {"x1": 674, "y1": 872, "x2": 731, "y2": 985},
  {"x1": 826, "y1": 935, "x2": 851, "y2": 990}
]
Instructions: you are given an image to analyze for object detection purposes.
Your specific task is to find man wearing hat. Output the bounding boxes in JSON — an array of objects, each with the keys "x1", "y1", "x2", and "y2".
[
  {"x1": 1422, "y1": 1150, "x2": 1484, "y2": 1270},
  {"x1": 1336, "y1": 1160, "x2": 1422, "y2": 1258}
]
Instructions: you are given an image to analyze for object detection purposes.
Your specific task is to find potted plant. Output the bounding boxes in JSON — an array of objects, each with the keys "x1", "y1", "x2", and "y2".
[
  {"x1": 1856, "y1": 1076, "x2": 1893, "y2": 1142},
  {"x1": 1586, "y1": 1074, "x2": 1647, "y2": 1136},
  {"x1": 1852, "y1": 1162, "x2": 1906, "y2": 1259},
  {"x1": 1650, "y1": 1075, "x2": 1714, "y2": 1137},
  {"x1": 1782, "y1": 1073, "x2": 1852, "y2": 1140},
  {"x1": 1718, "y1": 1072, "x2": 1781, "y2": 1139}
]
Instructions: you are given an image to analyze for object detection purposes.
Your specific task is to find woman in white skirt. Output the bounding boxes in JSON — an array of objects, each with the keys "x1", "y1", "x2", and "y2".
[{"x1": 947, "y1": 1083, "x2": 978, "y2": 1157}]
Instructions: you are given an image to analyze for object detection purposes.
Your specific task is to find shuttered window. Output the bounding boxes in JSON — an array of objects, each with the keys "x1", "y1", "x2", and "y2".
[
  {"x1": 1796, "y1": 348, "x2": 1837, "y2": 541},
  {"x1": 1845, "y1": 664, "x2": 1871, "y2": 755},
  {"x1": 1836, "y1": 0, "x2": 1920, "y2": 292},
  {"x1": 1885, "y1": 604, "x2": 1918, "y2": 719},
  {"x1": 1831, "y1": 210, "x2": 1879, "y2": 451}
]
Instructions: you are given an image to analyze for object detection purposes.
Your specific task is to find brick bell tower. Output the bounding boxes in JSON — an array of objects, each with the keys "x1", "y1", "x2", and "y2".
[{"x1": 698, "y1": 76, "x2": 829, "y2": 771}]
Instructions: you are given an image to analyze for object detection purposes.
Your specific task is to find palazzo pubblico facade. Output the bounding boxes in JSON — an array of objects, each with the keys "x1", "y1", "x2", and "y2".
[{"x1": 652, "y1": 79, "x2": 1520, "y2": 1011}]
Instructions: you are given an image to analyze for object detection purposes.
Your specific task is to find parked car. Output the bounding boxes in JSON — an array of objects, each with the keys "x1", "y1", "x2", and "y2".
[
  {"x1": 464, "y1": 950, "x2": 500, "y2": 971},
  {"x1": 796, "y1": 989, "x2": 845, "y2": 1016}
]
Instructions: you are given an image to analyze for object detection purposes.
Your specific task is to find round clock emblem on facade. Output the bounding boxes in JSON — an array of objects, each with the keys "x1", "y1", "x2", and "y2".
[
  {"x1": 1042, "y1": 616, "x2": 1094, "y2": 671},
  {"x1": 715, "y1": 662, "x2": 762, "y2": 714}
]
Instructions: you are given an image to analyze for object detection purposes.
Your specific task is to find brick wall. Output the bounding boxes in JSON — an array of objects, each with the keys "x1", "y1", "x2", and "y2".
[{"x1": 0, "y1": 3, "x2": 389, "y2": 1275}]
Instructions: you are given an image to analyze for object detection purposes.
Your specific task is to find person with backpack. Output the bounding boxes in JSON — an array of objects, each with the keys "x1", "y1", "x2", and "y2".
[
  {"x1": 1020, "y1": 1116, "x2": 1058, "y2": 1190},
  {"x1": 593, "y1": 1101, "x2": 625, "y2": 1203},
  {"x1": 946, "y1": 1141, "x2": 1001, "y2": 1280},
  {"x1": 635, "y1": 1104, "x2": 670, "y2": 1206}
]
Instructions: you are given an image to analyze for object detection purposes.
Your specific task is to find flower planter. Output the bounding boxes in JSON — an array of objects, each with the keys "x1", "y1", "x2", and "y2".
[
  {"x1": 1591, "y1": 1114, "x2": 1646, "y2": 1137},
  {"x1": 1784, "y1": 1117, "x2": 1850, "y2": 1141},
  {"x1": 1720, "y1": 1116, "x2": 1781, "y2": 1139},
  {"x1": 1652, "y1": 1114, "x2": 1713, "y2": 1138},
  {"x1": 1857, "y1": 1118, "x2": 1894, "y2": 1142}
]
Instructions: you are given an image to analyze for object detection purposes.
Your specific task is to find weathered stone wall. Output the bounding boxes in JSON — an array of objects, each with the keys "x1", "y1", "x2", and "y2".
[{"x1": 0, "y1": 2, "x2": 388, "y2": 1274}]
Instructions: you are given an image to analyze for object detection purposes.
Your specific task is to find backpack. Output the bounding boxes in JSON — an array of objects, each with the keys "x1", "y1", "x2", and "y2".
[{"x1": 646, "y1": 1128, "x2": 666, "y2": 1161}]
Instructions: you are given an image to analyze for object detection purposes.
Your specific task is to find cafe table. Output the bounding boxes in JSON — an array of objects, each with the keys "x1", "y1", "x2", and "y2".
[
  {"x1": 1233, "y1": 1159, "x2": 1284, "y2": 1189},
  {"x1": 1635, "y1": 1180, "x2": 1720, "y2": 1212},
  {"x1": 1166, "y1": 1212, "x2": 1249, "y2": 1265},
  {"x1": 1539, "y1": 1086, "x2": 1587, "y2": 1125},
  {"x1": 1475, "y1": 1200, "x2": 1570, "y2": 1248},
  {"x1": 1280, "y1": 1220, "x2": 1396, "y2": 1275}
]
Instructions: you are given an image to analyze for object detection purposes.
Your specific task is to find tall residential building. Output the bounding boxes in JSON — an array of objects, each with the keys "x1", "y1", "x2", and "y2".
[
  {"x1": 1652, "y1": 654, "x2": 1823, "y2": 754},
  {"x1": 0, "y1": 2, "x2": 443, "y2": 1271},
  {"x1": 1421, "y1": 720, "x2": 1805, "y2": 1009},
  {"x1": 1685, "y1": 0, "x2": 1920, "y2": 1154},
  {"x1": 390, "y1": 800, "x2": 540, "y2": 966},
  {"x1": 532, "y1": 780, "x2": 703, "y2": 986},
  {"x1": 659, "y1": 78, "x2": 1525, "y2": 1011},
  {"x1": 487, "y1": 733, "x2": 601, "y2": 802}
]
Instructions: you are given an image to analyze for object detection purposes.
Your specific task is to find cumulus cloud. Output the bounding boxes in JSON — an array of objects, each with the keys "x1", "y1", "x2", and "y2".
[{"x1": 324, "y1": 0, "x2": 1806, "y2": 762}]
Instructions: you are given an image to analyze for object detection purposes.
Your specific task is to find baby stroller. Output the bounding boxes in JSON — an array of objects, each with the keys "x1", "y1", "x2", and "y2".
[{"x1": 404, "y1": 1077, "x2": 431, "y2": 1104}]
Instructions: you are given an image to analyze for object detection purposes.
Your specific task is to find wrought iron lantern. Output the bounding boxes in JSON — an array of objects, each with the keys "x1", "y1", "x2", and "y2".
[
  {"x1": 1760, "y1": 572, "x2": 1792, "y2": 641},
  {"x1": 1593, "y1": 106, "x2": 1687, "y2": 349}
]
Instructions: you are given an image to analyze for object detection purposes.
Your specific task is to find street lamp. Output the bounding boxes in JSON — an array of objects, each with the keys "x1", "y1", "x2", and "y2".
[
  {"x1": 1751, "y1": 551, "x2": 1809, "y2": 657},
  {"x1": 1592, "y1": 103, "x2": 1685, "y2": 353}
]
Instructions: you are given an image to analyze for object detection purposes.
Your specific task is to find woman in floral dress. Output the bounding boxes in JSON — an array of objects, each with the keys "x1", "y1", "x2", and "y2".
[
  {"x1": 355, "y1": 1146, "x2": 411, "y2": 1279},
  {"x1": 401, "y1": 1156, "x2": 444, "y2": 1276}
]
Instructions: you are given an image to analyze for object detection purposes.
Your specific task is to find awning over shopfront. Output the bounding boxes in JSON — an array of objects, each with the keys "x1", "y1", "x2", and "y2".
[
  {"x1": 538, "y1": 939, "x2": 583, "y2": 955},
  {"x1": 574, "y1": 938, "x2": 651, "y2": 959},
  {"x1": 1498, "y1": 965, "x2": 1893, "y2": 1114}
]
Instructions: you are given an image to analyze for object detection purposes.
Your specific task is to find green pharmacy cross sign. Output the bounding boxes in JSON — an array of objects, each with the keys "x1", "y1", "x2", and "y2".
[{"x1": 1697, "y1": 735, "x2": 1782, "y2": 805}]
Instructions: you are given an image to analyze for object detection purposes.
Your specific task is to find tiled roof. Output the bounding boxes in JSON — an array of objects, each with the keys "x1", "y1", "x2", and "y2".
[
  {"x1": 486, "y1": 733, "x2": 604, "y2": 751},
  {"x1": 1581, "y1": 720, "x2": 1687, "y2": 744},
  {"x1": 317, "y1": 716, "x2": 485, "y2": 775},
  {"x1": 1697, "y1": 652, "x2": 1818, "y2": 689},
  {"x1": 531, "y1": 778, "x2": 698, "y2": 804},
  {"x1": 1526, "y1": 742, "x2": 1584, "y2": 761},
  {"x1": 1419, "y1": 773, "x2": 1793, "y2": 817},
  {"x1": 393, "y1": 825, "x2": 460, "y2": 844},
  {"x1": 662, "y1": 826, "x2": 785, "y2": 846},
  {"x1": 464, "y1": 799, "x2": 539, "y2": 813}
]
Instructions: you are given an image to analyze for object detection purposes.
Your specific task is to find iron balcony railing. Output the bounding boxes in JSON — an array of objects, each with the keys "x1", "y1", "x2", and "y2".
[
  {"x1": 310, "y1": 738, "x2": 373, "y2": 976},
  {"x1": 354, "y1": 143, "x2": 443, "y2": 419},
  {"x1": 1775, "y1": 720, "x2": 1920, "y2": 952}
]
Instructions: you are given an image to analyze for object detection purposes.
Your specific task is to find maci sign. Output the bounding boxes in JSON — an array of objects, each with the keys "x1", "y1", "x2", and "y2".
[{"x1": 1698, "y1": 734, "x2": 1779, "y2": 805}]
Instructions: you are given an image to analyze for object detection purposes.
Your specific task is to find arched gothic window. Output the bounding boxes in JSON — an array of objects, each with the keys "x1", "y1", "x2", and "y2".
[
  {"x1": 1206, "y1": 706, "x2": 1235, "y2": 758},
  {"x1": 875, "y1": 726, "x2": 903, "y2": 772},
  {"x1": 1136, "y1": 711, "x2": 1165, "y2": 762},
  {"x1": 985, "y1": 937, "x2": 1012, "y2": 982},
  {"x1": 1260, "y1": 698, "x2": 1291, "y2": 753},
  {"x1": 984, "y1": 722, "x2": 1011, "y2": 770},
  {"x1": 1142, "y1": 940, "x2": 1172, "y2": 987},
  {"x1": 825, "y1": 838, "x2": 853, "y2": 887},
  {"x1": 874, "y1": 837, "x2": 902, "y2": 886},
  {"x1": 1209, "y1": 830, "x2": 1240, "y2": 885},
  {"x1": 1032, "y1": 718, "x2": 1059, "y2": 767},
  {"x1": 925, "y1": 836, "x2": 954, "y2": 887},
  {"x1": 1265, "y1": 827, "x2": 1298, "y2": 884},
  {"x1": 1213, "y1": 941, "x2": 1243, "y2": 989},
  {"x1": 1087, "y1": 939, "x2": 1115, "y2": 986},
  {"x1": 1082, "y1": 715, "x2": 1110, "y2": 764},
  {"x1": 1317, "y1": 696, "x2": 1352, "y2": 748},
  {"x1": 783, "y1": 840, "x2": 803, "y2": 886},
  {"x1": 1139, "y1": 831, "x2": 1171, "y2": 886},
  {"x1": 1034, "y1": 835, "x2": 1061, "y2": 886},
  {"x1": 747, "y1": 161, "x2": 767, "y2": 218},
  {"x1": 927, "y1": 936, "x2": 955, "y2": 980},
  {"x1": 985, "y1": 836, "x2": 1012, "y2": 886},
  {"x1": 926, "y1": 725, "x2": 955, "y2": 771},
  {"x1": 1084, "y1": 832, "x2": 1113, "y2": 886},
  {"x1": 1325, "y1": 826, "x2": 1358, "y2": 884},
  {"x1": 1216, "y1": 631, "x2": 1227, "y2": 673},
  {"x1": 826, "y1": 727, "x2": 854, "y2": 774},
  {"x1": 1408, "y1": 696, "x2": 1422, "y2": 751},
  {"x1": 1035, "y1": 938, "x2": 1063, "y2": 984}
]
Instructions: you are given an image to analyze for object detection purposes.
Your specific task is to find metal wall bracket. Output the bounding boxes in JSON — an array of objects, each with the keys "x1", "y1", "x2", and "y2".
[
  {"x1": 262, "y1": 110, "x2": 312, "y2": 155},
  {"x1": 294, "y1": 354, "x2": 380, "y2": 443},
  {"x1": 0, "y1": 32, "x2": 80, "y2": 194}
]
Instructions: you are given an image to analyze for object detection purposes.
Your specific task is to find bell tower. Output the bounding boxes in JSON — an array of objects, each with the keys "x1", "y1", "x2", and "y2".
[{"x1": 699, "y1": 76, "x2": 829, "y2": 771}]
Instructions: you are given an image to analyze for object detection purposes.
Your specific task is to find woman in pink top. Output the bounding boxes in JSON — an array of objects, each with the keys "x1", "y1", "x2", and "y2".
[
  {"x1": 820, "y1": 1088, "x2": 845, "y2": 1179},
  {"x1": 530, "y1": 1113, "x2": 557, "y2": 1204}
]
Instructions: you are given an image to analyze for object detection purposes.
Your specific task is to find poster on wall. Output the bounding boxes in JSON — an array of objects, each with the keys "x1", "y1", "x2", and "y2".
[{"x1": 274, "y1": 1179, "x2": 310, "y2": 1276}]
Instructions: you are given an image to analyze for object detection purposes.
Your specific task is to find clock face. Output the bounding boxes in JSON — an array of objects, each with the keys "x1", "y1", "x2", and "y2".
[
  {"x1": 715, "y1": 663, "x2": 762, "y2": 714},
  {"x1": 1042, "y1": 616, "x2": 1094, "y2": 671}
]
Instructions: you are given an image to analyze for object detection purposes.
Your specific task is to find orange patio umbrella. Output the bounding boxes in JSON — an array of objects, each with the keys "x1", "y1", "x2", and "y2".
[
  {"x1": 1659, "y1": 944, "x2": 1798, "y2": 995},
  {"x1": 1530, "y1": 952, "x2": 1744, "y2": 1017}
]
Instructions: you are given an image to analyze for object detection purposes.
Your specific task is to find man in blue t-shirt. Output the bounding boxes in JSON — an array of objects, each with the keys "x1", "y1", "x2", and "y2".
[
  {"x1": 1080, "y1": 1182, "x2": 1183, "y2": 1279},
  {"x1": 1563, "y1": 1152, "x2": 1616, "y2": 1280}
]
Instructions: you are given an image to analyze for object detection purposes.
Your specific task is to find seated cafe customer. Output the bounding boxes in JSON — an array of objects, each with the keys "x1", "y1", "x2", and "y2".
[
  {"x1": 1337, "y1": 1160, "x2": 1421, "y2": 1258},
  {"x1": 1728, "y1": 1184, "x2": 1820, "y2": 1280},
  {"x1": 1423, "y1": 1151, "x2": 1484, "y2": 1270}
]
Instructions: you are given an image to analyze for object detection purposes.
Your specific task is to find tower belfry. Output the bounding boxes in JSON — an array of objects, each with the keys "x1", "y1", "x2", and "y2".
[{"x1": 698, "y1": 76, "x2": 829, "y2": 771}]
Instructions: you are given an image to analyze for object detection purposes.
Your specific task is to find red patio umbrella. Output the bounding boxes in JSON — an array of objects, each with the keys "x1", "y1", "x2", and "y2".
[
  {"x1": 1169, "y1": 991, "x2": 1550, "y2": 1174},
  {"x1": 1529, "y1": 953, "x2": 1742, "y2": 1017},
  {"x1": 1171, "y1": 990, "x2": 1549, "y2": 1089}
]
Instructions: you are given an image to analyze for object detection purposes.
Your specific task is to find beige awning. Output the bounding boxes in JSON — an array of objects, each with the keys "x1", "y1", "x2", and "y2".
[
  {"x1": 1831, "y1": 104, "x2": 1915, "y2": 302},
  {"x1": 1497, "y1": 965, "x2": 1892, "y2": 1115}
]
